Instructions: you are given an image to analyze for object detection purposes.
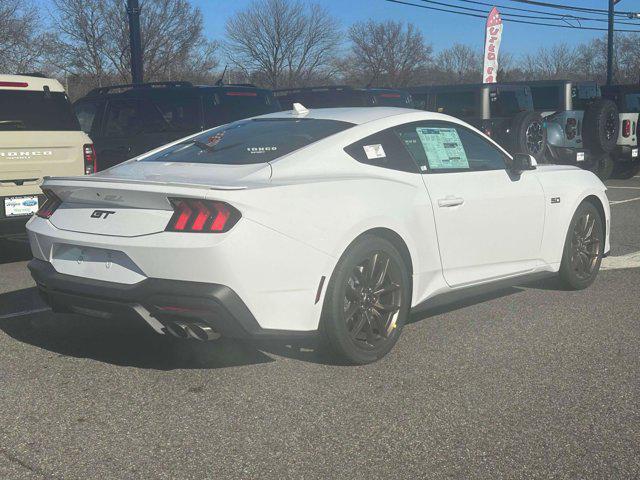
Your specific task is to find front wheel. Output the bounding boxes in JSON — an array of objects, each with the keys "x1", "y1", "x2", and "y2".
[
  {"x1": 558, "y1": 202, "x2": 605, "y2": 290},
  {"x1": 320, "y1": 235, "x2": 411, "y2": 364}
]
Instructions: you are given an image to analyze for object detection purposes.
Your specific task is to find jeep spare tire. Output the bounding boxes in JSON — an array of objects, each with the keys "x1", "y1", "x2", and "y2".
[
  {"x1": 583, "y1": 99, "x2": 619, "y2": 153},
  {"x1": 509, "y1": 111, "x2": 547, "y2": 163}
]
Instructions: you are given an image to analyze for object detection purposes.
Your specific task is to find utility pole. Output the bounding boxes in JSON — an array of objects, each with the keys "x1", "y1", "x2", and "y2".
[
  {"x1": 607, "y1": 0, "x2": 615, "y2": 85},
  {"x1": 127, "y1": 0, "x2": 144, "y2": 85}
]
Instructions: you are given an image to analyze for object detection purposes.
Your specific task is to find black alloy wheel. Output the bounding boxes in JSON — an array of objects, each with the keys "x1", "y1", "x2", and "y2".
[
  {"x1": 525, "y1": 121, "x2": 545, "y2": 155},
  {"x1": 321, "y1": 235, "x2": 410, "y2": 364},
  {"x1": 559, "y1": 202, "x2": 604, "y2": 290},
  {"x1": 343, "y1": 251, "x2": 403, "y2": 349}
]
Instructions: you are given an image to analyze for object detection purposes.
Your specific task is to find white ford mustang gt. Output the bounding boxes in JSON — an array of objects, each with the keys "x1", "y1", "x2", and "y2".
[{"x1": 26, "y1": 106, "x2": 610, "y2": 364}]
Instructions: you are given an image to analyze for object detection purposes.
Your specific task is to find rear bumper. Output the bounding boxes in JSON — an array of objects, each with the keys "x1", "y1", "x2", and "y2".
[
  {"x1": 28, "y1": 258, "x2": 318, "y2": 340},
  {"x1": 613, "y1": 145, "x2": 639, "y2": 162},
  {"x1": 546, "y1": 145, "x2": 590, "y2": 165}
]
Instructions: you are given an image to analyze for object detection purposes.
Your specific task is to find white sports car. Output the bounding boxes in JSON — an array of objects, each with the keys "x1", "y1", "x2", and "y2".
[{"x1": 26, "y1": 106, "x2": 610, "y2": 364}]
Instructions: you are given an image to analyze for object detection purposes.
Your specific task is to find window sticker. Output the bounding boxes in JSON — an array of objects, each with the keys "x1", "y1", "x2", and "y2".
[
  {"x1": 363, "y1": 144, "x2": 386, "y2": 160},
  {"x1": 416, "y1": 127, "x2": 469, "y2": 170}
]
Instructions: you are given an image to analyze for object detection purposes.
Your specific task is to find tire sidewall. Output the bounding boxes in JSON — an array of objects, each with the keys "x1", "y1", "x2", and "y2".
[
  {"x1": 583, "y1": 99, "x2": 619, "y2": 153},
  {"x1": 320, "y1": 235, "x2": 411, "y2": 364},
  {"x1": 559, "y1": 202, "x2": 605, "y2": 290},
  {"x1": 511, "y1": 111, "x2": 547, "y2": 163}
]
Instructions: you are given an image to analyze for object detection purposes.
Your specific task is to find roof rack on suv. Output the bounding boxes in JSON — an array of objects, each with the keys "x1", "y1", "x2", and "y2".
[
  {"x1": 223, "y1": 83, "x2": 258, "y2": 88},
  {"x1": 15, "y1": 72, "x2": 48, "y2": 78},
  {"x1": 86, "y1": 81, "x2": 194, "y2": 97}
]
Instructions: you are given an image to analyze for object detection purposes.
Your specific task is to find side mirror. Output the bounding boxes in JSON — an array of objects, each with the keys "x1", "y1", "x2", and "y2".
[{"x1": 510, "y1": 153, "x2": 537, "y2": 174}]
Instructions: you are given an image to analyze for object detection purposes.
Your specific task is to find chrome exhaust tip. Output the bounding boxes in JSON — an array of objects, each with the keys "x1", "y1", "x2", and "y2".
[
  {"x1": 165, "y1": 321, "x2": 190, "y2": 339},
  {"x1": 187, "y1": 322, "x2": 221, "y2": 341}
]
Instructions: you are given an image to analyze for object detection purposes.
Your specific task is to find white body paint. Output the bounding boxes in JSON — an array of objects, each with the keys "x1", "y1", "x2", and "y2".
[{"x1": 26, "y1": 108, "x2": 611, "y2": 332}]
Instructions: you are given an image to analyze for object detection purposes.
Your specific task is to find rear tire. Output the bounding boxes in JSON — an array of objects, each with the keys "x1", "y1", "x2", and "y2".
[
  {"x1": 558, "y1": 202, "x2": 604, "y2": 290},
  {"x1": 509, "y1": 111, "x2": 547, "y2": 164},
  {"x1": 320, "y1": 235, "x2": 411, "y2": 364},
  {"x1": 612, "y1": 161, "x2": 640, "y2": 179},
  {"x1": 589, "y1": 153, "x2": 615, "y2": 181},
  {"x1": 583, "y1": 99, "x2": 619, "y2": 154}
]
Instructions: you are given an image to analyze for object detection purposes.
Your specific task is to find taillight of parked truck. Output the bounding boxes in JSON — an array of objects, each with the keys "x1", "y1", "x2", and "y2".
[
  {"x1": 566, "y1": 118, "x2": 577, "y2": 140},
  {"x1": 622, "y1": 120, "x2": 631, "y2": 138},
  {"x1": 84, "y1": 144, "x2": 97, "y2": 175}
]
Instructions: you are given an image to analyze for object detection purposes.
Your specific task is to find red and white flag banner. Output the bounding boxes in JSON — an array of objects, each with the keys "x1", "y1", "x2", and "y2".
[{"x1": 483, "y1": 7, "x2": 503, "y2": 83}]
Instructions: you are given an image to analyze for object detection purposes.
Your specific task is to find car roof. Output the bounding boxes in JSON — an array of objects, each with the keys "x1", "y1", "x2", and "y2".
[
  {"x1": 255, "y1": 106, "x2": 438, "y2": 125},
  {"x1": 0, "y1": 74, "x2": 65, "y2": 93}
]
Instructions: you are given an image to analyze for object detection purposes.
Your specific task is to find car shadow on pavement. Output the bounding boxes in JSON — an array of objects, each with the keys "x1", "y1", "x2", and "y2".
[{"x1": 0, "y1": 288, "x2": 275, "y2": 370}]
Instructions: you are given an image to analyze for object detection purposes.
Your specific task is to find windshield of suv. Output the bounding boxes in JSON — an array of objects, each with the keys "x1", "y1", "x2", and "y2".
[
  {"x1": 491, "y1": 89, "x2": 531, "y2": 117},
  {"x1": 142, "y1": 118, "x2": 353, "y2": 165},
  {"x1": 434, "y1": 91, "x2": 477, "y2": 117},
  {"x1": 0, "y1": 90, "x2": 80, "y2": 131},
  {"x1": 529, "y1": 86, "x2": 561, "y2": 111},
  {"x1": 572, "y1": 85, "x2": 600, "y2": 110}
]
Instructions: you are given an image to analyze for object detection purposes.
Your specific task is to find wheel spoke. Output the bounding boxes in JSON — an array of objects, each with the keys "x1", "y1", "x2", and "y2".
[
  {"x1": 350, "y1": 311, "x2": 367, "y2": 338},
  {"x1": 375, "y1": 302, "x2": 400, "y2": 314},
  {"x1": 370, "y1": 307, "x2": 388, "y2": 336},
  {"x1": 345, "y1": 284, "x2": 359, "y2": 301},
  {"x1": 366, "y1": 253, "x2": 379, "y2": 284},
  {"x1": 374, "y1": 283, "x2": 400, "y2": 296},
  {"x1": 344, "y1": 303, "x2": 359, "y2": 323},
  {"x1": 374, "y1": 256, "x2": 390, "y2": 289},
  {"x1": 363, "y1": 311, "x2": 376, "y2": 343},
  {"x1": 584, "y1": 216, "x2": 595, "y2": 239}
]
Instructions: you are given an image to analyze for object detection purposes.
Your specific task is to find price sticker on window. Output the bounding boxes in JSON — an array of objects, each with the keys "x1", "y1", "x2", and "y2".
[{"x1": 363, "y1": 144, "x2": 386, "y2": 160}]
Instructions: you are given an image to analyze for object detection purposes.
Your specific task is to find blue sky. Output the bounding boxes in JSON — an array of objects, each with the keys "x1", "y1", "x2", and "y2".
[
  {"x1": 191, "y1": 0, "x2": 635, "y2": 56},
  {"x1": 36, "y1": 0, "x2": 638, "y2": 57}
]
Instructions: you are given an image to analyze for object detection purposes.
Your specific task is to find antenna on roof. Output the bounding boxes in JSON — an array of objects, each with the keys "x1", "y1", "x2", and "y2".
[
  {"x1": 215, "y1": 65, "x2": 228, "y2": 87},
  {"x1": 292, "y1": 103, "x2": 309, "y2": 116}
]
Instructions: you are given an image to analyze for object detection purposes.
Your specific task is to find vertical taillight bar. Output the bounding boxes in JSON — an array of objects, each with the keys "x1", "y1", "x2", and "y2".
[{"x1": 84, "y1": 144, "x2": 97, "y2": 175}]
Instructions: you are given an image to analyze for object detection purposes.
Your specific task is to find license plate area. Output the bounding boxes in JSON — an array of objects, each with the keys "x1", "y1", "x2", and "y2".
[
  {"x1": 51, "y1": 244, "x2": 146, "y2": 285},
  {"x1": 4, "y1": 196, "x2": 39, "y2": 217}
]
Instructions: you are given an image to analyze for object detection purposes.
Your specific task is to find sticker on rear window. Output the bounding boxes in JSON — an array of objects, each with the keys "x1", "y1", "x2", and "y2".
[
  {"x1": 247, "y1": 146, "x2": 277, "y2": 154},
  {"x1": 363, "y1": 144, "x2": 386, "y2": 160},
  {"x1": 416, "y1": 127, "x2": 469, "y2": 170}
]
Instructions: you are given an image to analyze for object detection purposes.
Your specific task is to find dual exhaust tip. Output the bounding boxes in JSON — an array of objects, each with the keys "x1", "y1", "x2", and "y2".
[{"x1": 164, "y1": 320, "x2": 221, "y2": 341}]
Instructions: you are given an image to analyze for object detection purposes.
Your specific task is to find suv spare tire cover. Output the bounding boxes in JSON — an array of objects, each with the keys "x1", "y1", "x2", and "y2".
[
  {"x1": 583, "y1": 99, "x2": 619, "y2": 153},
  {"x1": 509, "y1": 111, "x2": 547, "y2": 163}
]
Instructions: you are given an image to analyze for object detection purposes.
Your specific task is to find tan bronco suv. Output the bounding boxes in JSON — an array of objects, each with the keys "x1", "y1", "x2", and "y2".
[{"x1": 0, "y1": 74, "x2": 94, "y2": 238}]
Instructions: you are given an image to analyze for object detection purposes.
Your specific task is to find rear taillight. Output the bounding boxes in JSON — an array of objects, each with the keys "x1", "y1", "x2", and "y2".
[
  {"x1": 36, "y1": 190, "x2": 62, "y2": 219},
  {"x1": 622, "y1": 120, "x2": 631, "y2": 138},
  {"x1": 84, "y1": 144, "x2": 97, "y2": 175},
  {"x1": 166, "y1": 198, "x2": 240, "y2": 233},
  {"x1": 0, "y1": 81, "x2": 28, "y2": 88},
  {"x1": 566, "y1": 118, "x2": 577, "y2": 140}
]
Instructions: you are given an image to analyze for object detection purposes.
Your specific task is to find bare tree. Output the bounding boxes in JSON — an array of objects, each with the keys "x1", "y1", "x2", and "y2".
[
  {"x1": 51, "y1": 0, "x2": 218, "y2": 85},
  {"x1": 346, "y1": 20, "x2": 431, "y2": 87},
  {"x1": 520, "y1": 44, "x2": 575, "y2": 80},
  {"x1": 225, "y1": 0, "x2": 340, "y2": 89},
  {"x1": 0, "y1": 0, "x2": 49, "y2": 73},
  {"x1": 433, "y1": 43, "x2": 481, "y2": 84}
]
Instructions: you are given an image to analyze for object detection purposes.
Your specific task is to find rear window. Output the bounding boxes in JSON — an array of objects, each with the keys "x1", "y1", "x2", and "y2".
[
  {"x1": 530, "y1": 86, "x2": 561, "y2": 111},
  {"x1": 490, "y1": 89, "x2": 531, "y2": 117},
  {"x1": 434, "y1": 91, "x2": 477, "y2": 117},
  {"x1": 142, "y1": 118, "x2": 353, "y2": 165},
  {"x1": 624, "y1": 94, "x2": 640, "y2": 113},
  {"x1": 205, "y1": 90, "x2": 281, "y2": 126},
  {"x1": 0, "y1": 90, "x2": 80, "y2": 131},
  {"x1": 370, "y1": 92, "x2": 414, "y2": 108}
]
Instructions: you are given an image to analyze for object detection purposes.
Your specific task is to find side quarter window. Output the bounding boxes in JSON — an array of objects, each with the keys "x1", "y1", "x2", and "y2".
[
  {"x1": 344, "y1": 128, "x2": 419, "y2": 173},
  {"x1": 394, "y1": 121, "x2": 508, "y2": 173}
]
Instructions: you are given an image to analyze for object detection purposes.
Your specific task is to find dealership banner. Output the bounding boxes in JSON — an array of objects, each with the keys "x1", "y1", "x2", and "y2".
[{"x1": 483, "y1": 7, "x2": 503, "y2": 83}]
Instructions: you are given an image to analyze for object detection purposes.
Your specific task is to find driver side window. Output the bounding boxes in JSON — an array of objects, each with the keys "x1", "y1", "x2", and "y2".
[{"x1": 394, "y1": 121, "x2": 508, "y2": 173}]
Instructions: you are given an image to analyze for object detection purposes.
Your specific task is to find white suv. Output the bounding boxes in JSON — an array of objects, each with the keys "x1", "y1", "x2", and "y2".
[{"x1": 0, "y1": 74, "x2": 94, "y2": 238}]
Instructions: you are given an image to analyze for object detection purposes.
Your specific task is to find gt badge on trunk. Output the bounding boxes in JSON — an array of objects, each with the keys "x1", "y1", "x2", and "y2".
[{"x1": 91, "y1": 210, "x2": 116, "y2": 219}]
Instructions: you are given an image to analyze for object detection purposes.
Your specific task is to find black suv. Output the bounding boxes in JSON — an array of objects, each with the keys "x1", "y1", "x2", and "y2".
[
  {"x1": 274, "y1": 85, "x2": 414, "y2": 110},
  {"x1": 73, "y1": 81, "x2": 281, "y2": 170},
  {"x1": 407, "y1": 83, "x2": 547, "y2": 162}
]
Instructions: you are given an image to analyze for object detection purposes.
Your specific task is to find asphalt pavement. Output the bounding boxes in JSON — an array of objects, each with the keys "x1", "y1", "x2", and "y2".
[{"x1": 0, "y1": 176, "x2": 639, "y2": 479}]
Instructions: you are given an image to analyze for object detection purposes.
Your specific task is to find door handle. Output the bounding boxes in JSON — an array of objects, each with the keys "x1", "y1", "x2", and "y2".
[{"x1": 437, "y1": 196, "x2": 465, "y2": 208}]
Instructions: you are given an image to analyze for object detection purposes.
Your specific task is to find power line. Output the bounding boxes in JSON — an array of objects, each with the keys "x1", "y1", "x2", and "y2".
[
  {"x1": 449, "y1": 0, "x2": 640, "y2": 25},
  {"x1": 509, "y1": 0, "x2": 635, "y2": 17},
  {"x1": 385, "y1": 0, "x2": 640, "y2": 32}
]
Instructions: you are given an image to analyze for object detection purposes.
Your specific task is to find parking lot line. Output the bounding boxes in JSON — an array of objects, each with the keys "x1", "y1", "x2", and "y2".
[
  {"x1": 0, "y1": 307, "x2": 50, "y2": 320},
  {"x1": 602, "y1": 251, "x2": 640, "y2": 271},
  {"x1": 609, "y1": 197, "x2": 640, "y2": 205},
  {"x1": 607, "y1": 186, "x2": 640, "y2": 190}
]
